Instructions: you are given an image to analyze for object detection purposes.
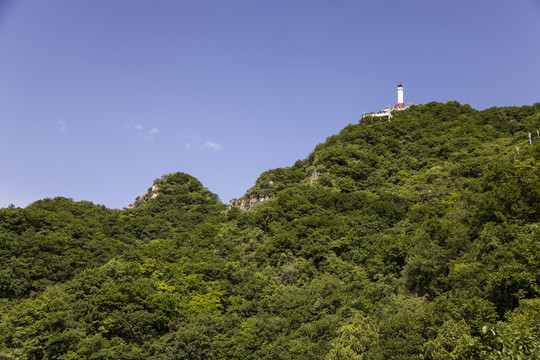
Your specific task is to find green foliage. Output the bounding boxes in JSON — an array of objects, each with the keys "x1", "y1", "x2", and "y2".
[
  {"x1": 325, "y1": 313, "x2": 378, "y2": 360},
  {"x1": 479, "y1": 298, "x2": 540, "y2": 359},
  {"x1": 423, "y1": 319, "x2": 476, "y2": 359},
  {"x1": 1, "y1": 102, "x2": 539, "y2": 358},
  {"x1": 0, "y1": 198, "x2": 132, "y2": 298}
]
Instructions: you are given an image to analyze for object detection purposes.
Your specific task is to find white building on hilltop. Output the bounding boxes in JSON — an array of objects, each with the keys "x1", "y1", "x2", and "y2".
[{"x1": 363, "y1": 83, "x2": 410, "y2": 119}]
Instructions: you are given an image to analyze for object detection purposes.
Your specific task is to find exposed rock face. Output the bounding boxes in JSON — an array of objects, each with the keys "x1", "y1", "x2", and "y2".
[
  {"x1": 125, "y1": 183, "x2": 160, "y2": 209},
  {"x1": 235, "y1": 194, "x2": 270, "y2": 211},
  {"x1": 310, "y1": 170, "x2": 320, "y2": 182},
  {"x1": 150, "y1": 184, "x2": 160, "y2": 199}
]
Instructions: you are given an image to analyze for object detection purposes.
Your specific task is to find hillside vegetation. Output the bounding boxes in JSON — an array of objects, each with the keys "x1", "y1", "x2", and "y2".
[{"x1": 1, "y1": 102, "x2": 539, "y2": 359}]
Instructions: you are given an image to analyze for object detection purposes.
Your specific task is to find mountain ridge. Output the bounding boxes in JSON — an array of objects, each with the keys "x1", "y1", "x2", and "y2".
[{"x1": 1, "y1": 101, "x2": 539, "y2": 359}]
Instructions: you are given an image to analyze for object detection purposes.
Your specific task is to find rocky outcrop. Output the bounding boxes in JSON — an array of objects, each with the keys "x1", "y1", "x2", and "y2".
[
  {"x1": 125, "y1": 183, "x2": 160, "y2": 209},
  {"x1": 309, "y1": 170, "x2": 320, "y2": 182},
  {"x1": 235, "y1": 194, "x2": 270, "y2": 211}
]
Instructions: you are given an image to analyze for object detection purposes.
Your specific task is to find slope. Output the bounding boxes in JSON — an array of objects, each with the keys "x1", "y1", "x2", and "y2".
[{"x1": 0, "y1": 101, "x2": 539, "y2": 359}]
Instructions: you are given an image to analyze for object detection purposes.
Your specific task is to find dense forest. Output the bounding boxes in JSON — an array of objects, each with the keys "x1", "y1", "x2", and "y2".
[{"x1": 1, "y1": 102, "x2": 539, "y2": 359}]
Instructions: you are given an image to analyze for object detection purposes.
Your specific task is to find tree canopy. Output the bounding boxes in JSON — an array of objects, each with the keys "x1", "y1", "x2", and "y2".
[{"x1": 1, "y1": 102, "x2": 539, "y2": 359}]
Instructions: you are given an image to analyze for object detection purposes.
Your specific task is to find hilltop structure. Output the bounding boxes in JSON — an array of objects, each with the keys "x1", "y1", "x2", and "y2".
[{"x1": 364, "y1": 83, "x2": 410, "y2": 119}]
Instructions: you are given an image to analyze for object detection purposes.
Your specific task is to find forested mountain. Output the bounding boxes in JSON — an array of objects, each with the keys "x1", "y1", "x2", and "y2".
[{"x1": 1, "y1": 102, "x2": 539, "y2": 359}]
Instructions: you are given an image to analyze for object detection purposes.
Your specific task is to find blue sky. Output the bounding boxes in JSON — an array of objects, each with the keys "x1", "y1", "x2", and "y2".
[{"x1": 1, "y1": 0, "x2": 539, "y2": 209}]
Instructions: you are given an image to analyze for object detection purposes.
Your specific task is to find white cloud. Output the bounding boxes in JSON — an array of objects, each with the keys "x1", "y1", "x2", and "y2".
[
  {"x1": 58, "y1": 120, "x2": 66, "y2": 133},
  {"x1": 203, "y1": 140, "x2": 224, "y2": 151},
  {"x1": 134, "y1": 124, "x2": 159, "y2": 140},
  {"x1": 179, "y1": 135, "x2": 224, "y2": 151}
]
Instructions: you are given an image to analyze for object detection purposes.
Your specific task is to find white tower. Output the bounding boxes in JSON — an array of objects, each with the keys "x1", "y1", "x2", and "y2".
[{"x1": 397, "y1": 83, "x2": 404, "y2": 105}]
